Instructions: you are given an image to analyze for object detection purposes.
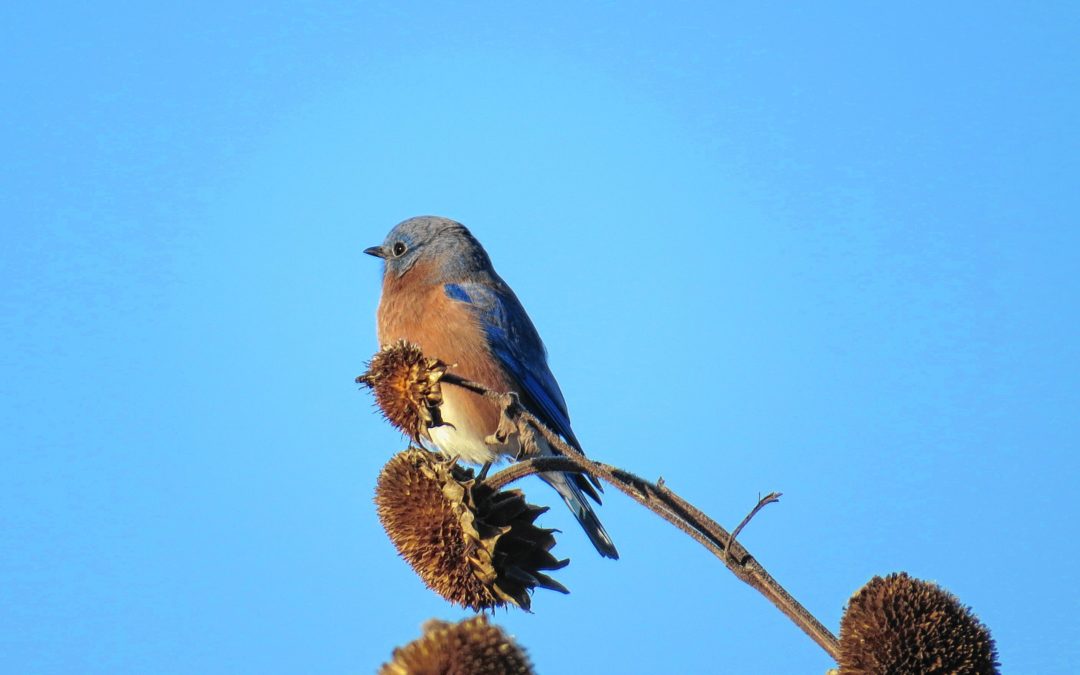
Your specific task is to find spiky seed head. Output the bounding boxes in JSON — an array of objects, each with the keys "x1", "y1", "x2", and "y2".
[
  {"x1": 375, "y1": 448, "x2": 568, "y2": 611},
  {"x1": 839, "y1": 572, "x2": 999, "y2": 674},
  {"x1": 380, "y1": 616, "x2": 533, "y2": 675},
  {"x1": 358, "y1": 341, "x2": 447, "y2": 442}
]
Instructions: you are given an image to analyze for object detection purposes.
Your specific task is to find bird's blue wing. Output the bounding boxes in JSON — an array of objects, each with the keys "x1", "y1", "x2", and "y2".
[
  {"x1": 445, "y1": 279, "x2": 611, "y2": 545},
  {"x1": 444, "y1": 281, "x2": 581, "y2": 451}
]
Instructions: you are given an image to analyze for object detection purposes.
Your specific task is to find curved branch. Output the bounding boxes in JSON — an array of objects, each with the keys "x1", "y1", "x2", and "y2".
[{"x1": 453, "y1": 374, "x2": 840, "y2": 661}]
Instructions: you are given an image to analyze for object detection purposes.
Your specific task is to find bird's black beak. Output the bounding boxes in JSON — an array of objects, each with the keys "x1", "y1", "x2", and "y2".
[{"x1": 364, "y1": 245, "x2": 386, "y2": 259}]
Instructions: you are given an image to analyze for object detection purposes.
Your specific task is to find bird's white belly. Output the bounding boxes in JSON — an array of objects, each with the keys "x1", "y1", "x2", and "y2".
[
  {"x1": 427, "y1": 424, "x2": 502, "y2": 465},
  {"x1": 426, "y1": 394, "x2": 517, "y2": 465}
]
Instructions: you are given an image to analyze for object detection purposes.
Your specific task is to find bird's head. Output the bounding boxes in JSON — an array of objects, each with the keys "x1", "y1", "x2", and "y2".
[{"x1": 365, "y1": 216, "x2": 489, "y2": 279}]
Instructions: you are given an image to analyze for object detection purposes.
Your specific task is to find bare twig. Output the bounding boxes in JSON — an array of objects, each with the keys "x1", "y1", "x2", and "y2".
[
  {"x1": 448, "y1": 373, "x2": 840, "y2": 661},
  {"x1": 726, "y1": 492, "x2": 783, "y2": 563}
]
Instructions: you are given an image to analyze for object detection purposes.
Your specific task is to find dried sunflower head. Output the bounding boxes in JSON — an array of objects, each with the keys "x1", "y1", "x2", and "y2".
[
  {"x1": 839, "y1": 572, "x2": 999, "y2": 674},
  {"x1": 358, "y1": 341, "x2": 446, "y2": 442},
  {"x1": 375, "y1": 448, "x2": 568, "y2": 611},
  {"x1": 380, "y1": 616, "x2": 533, "y2": 675}
]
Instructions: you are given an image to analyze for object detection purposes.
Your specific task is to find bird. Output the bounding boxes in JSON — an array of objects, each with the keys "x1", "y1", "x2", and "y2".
[{"x1": 364, "y1": 215, "x2": 618, "y2": 559}]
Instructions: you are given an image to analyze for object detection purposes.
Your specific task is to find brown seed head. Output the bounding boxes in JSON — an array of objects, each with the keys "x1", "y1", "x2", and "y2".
[
  {"x1": 358, "y1": 341, "x2": 447, "y2": 442},
  {"x1": 379, "y1": 616, "x2": 533, "y2": 675},
  {"x1": 375, "y1": 448, "x2": 568, "y2": 611},
  {"x1": 839, "y1": 572, "x2": 999, "y2": 674}
]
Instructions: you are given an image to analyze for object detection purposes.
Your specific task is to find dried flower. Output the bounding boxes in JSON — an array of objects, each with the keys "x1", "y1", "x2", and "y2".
[
  {"x1": 380, "y1": 616, "x2": 533, "y2": 675},
  {"x1": 375, "y1": 448, "x2": 568, "y2": 611},
  {"x1": 839, "y1": 572, "x2": 999, "y2": 674},
  {"x1": 358, "y1": 341, "x2": 447, "y2": 442}
]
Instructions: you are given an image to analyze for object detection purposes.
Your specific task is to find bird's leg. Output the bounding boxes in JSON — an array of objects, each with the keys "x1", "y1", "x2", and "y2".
[{"x1": 477, "y1": 461, "x2": 493, "y2": 481}]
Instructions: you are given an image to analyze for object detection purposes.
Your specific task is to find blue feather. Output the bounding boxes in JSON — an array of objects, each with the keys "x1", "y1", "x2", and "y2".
[
  {"x1": 443, "y1": 281, "x2": 580, "y2": 449},
  {"x1": 443, "y1": 283, "x2": 472, "y2": 303}
]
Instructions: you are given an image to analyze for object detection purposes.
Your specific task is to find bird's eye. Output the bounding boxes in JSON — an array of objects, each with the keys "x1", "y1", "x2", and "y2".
[{"x1": 392, "y1": 242, "x2": 408, "y2": 257}]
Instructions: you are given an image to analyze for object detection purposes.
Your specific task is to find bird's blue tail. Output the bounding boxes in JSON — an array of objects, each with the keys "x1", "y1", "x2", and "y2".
[{"x1": 540, "y1": 471, "x2": 619, "y2": 559}]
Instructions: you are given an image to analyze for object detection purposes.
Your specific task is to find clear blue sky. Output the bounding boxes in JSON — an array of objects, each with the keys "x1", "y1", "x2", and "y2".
[{"x1": 2, "y1": 3, "x2": 1078, "y2": 673}]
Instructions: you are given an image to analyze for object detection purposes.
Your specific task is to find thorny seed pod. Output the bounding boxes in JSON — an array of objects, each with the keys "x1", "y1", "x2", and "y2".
[
  {"x1": 375, "y1": 448, "x2": 568, "y2": 611},
  {"x1": 839, "y1": 572, "x2": 999, "y2": 675},
  {"x1": 379, "y1": 616, "x2": 533, "y2": 675},
  {"x1": 358, "y1": 341, "x2": 447, "y2": 442}
]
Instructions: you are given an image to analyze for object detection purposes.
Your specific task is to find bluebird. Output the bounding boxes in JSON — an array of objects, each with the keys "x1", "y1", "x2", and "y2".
[{"x1": 364, "y1": 216, "x2": 618, "y2": 559}]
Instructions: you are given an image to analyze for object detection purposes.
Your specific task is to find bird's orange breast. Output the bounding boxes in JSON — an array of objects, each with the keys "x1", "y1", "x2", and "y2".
[{"x1": 376, "y1": 261, "x2": 514, "y2": 461}]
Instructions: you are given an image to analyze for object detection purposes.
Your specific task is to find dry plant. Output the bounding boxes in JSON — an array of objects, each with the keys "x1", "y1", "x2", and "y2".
[
  {"x1": 375, "y1": 448, "x2": 566, "y2": 611},
  {"x1": 838, "y1": 572, "x2": 998, "y2": 674},
  {"x1": 380, "y1": 616, "x2": 533, "y2": 675},
  {"x1": 360, "y1": 342, "x2": 999, "y2": 673}
]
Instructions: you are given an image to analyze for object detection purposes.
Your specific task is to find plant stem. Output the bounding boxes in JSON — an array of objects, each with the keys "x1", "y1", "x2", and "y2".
[{"x1": 445, "y1": 373, "x2": 840, "y2": 661}]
